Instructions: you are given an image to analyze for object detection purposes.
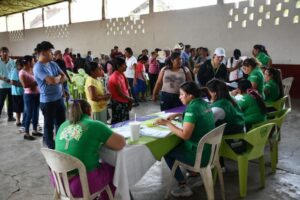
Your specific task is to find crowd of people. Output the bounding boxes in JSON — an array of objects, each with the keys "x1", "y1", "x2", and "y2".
[{"x1": 0, "y1": 41, "x2": 284, "y2": 198}]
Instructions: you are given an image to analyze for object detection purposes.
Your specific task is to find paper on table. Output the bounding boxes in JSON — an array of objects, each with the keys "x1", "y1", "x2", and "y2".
[
  {"x1": 112, "y1": 126, "x2": 132, "y2": 138},
  {"x1": 140, "y1": 126, "x2": 171, "y2": 138}
]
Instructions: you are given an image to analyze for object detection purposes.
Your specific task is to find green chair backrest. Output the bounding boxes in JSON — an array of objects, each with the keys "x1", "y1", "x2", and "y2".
[
  {"x1": 266, "y1": 95, "x2": 288, "y2": 111},
  {"x1": 243, "y1": 123, "x2": 275, "y2": 160},
  {"x1": 253, "y1": 109, "x2": 290, "y2": 130}
]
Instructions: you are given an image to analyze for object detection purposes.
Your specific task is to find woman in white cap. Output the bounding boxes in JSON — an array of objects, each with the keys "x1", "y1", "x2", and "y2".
[{"x1": 197, "y1": 47, "x2": 228, "y2": 86}]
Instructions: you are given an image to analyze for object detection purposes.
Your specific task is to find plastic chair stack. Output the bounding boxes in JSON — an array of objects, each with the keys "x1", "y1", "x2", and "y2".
[
  {"x1": 165, "y1": 124, "x2": 227, "y2": 200},
  {"x1": 219, "y1": 123, "x2": 275, "y2": 198},
  {"x1": 41, "y1": 148, "x2": 113, "y2": 200}
]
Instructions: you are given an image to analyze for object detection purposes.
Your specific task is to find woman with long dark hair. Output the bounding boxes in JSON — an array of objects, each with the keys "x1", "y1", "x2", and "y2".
[
  {"x1": 236, "y1": 79, "x2": 267, "y2": 130},
  {"x1": 84, "y1": 61, "x2": 110, "y2": 123},
  {"x1": 206, "y1": 79, "x2": 245, "y2": 135},
  {"x1": 19, "y1": 55, "x2": 42, "y2": 140},
  {"x1": 241, "y1": 58, "x2": 265, "y2": 97},
  {"x1": 264, "y1": 67, "x2": 284, "y2": 103},
  {"x1": 155, "y1": 81, "x2": 215, "y2": 197},
  {"x1": 252, "y1": 44, "x2": 272, "y2": 68},
  {"x1": 152, "y1": 52, "x2": 192, "y2": 111},
  {"x1": 108, "y1": 57, "x2": 134, "y2": 124}
]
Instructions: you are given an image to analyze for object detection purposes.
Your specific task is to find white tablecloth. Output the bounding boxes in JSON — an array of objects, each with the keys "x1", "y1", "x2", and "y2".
[{"x1": 100, "y1": 144, "x2": 156, "y2": 200}]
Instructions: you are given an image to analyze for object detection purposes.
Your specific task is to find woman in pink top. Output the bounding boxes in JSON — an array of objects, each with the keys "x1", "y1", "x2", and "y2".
[
  {"x1": 148, "y1": 51, "x2": 160, "y2": 95},
  {"x1": 63, "y1": 48, "x2": 74, "y2": 71},
  {"x1": 108, "y1": 57, "x2": 134, "y2": 124},
  {"x1": 19, "y1": 55, "x2": 41, "y2": 140}
]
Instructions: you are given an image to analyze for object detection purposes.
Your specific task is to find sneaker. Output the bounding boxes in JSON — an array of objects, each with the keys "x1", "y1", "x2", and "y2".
[
  {"x1": 24, "y1": 134, "x2": 35, "y2": 141},
  {"x1": 8, "y1": 117, "x2": 16, "y2": 122},
  {"x1": 18, "y1": 127, "x2": 25, "y2": 133},
  {"x1": 171, "y1": 185, "x2": 193, "y2": 197},
  {"x1": 32, "y1": 131, "x2": 43, "y2": 137}
]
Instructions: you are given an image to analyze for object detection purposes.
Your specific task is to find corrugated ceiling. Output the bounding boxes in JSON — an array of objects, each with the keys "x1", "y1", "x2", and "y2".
[{"x1": 0, "y1": 0, "x2": 67, "y2": 17}]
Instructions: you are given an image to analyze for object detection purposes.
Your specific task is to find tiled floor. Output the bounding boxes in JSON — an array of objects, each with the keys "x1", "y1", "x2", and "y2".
[{"x1": 0, "y1": 99, "x2": 300, "y2": 200}]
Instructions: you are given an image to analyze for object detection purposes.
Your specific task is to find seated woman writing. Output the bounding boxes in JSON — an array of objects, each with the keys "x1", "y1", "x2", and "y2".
[
  {"x1": 155, "y1": 81, "x2": 215, "y2": 197},
  {"x1": 235, "y1": 79, "x2": 267, "y2": 130},
  {"x1": 55, "y1": 99, "x2": 125, "y2": 200},
  {"x1": 206, "y1": 79, "x2": 245, "y2": 135}
]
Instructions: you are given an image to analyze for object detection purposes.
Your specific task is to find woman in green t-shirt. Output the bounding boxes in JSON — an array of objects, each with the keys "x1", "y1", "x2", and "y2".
[
  {"x1": 252, "y1": 44, "x2": 272, "y2": 68},
  {"x1": 155, "y1": 81, "x2": 215, "y2": 198},
  {"x1": 55, "y1": 99, "x2": 125, "y2": 199},
  {"x1": 206, "y1": 79, "x2": 245, "y2": 135},
  {"x1": 236, "y1": 79, "x2": 267, "y2": 130},
  {"x1": 242, "y1": 58, "x2": 265, "y2": 97},
  {"x1": 264, "y1": 67, "x2": 284, "y2": 103}
]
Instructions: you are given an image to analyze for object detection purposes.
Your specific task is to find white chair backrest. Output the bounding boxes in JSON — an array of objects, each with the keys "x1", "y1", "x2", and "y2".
[
  {"x1": 282, "y1": 77, "x2": 294, "y2": 96},
  {"x1": 194, "y1": 124, "x2": 226, "y2": 169},
  {"x1": 41, "y1": 148, "x2": 91, "y2": 199}
]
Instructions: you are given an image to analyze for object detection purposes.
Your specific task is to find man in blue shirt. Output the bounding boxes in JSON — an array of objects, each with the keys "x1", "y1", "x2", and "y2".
[
  {"x1": 0, "y1": 47, "x2": 16, "y2": 121},
  {"x1": 34, "y1": 41, "x2": 67, "y2": 149}
]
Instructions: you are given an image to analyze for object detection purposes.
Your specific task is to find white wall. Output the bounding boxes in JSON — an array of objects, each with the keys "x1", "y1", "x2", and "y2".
[{"x1": 0, "y1": 1, "x2": 299, "y2": 64}]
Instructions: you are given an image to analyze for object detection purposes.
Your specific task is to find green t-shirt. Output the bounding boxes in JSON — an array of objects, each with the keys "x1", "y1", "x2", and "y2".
[
  {"x1": 55, "y1": 114, "x2": 113, "y2": 172},
  {"x1": 264, "y1": 79, "x2": 280, "y2": 103},
  {"x1": 247, "y1": 67, "x2": 264, "y2": 98},
  {"x1": 237, "y1": 94, "x2": 266, "y2": 127},
  {"x1": 256, "y1": 52, "x2": 271, "y2": 67},
  {"x1": 178, "y1": 98, "x2": 215, "y2": 167},
  {"x1": 211, "y1": 99, "x2": 245, "y2": 135}
]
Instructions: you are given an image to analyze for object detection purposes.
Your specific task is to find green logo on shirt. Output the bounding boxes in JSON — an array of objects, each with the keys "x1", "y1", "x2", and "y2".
[{"x1": 60, "y1": 124, "x2": 83, "y2": 149}]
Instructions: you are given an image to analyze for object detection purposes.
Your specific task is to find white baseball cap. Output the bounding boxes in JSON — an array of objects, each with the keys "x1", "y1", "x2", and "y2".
[
  {"x1": 214, "y1": 47, "x2": 226, "y2": 57},
  {"x1": 173, "y1": 43, "x2": 184, "y2": 50}
]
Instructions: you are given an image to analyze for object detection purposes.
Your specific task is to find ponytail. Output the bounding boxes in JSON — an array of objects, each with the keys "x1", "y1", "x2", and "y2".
[
  {"x1": 238, "y1": 79, "x2": 266, "y2": 114},
  {"x1": 68, "y1": 99, "x2": 90, "y2": 124},
  {"x1": 247, "y1": 89, "x2": 267, "y2": 114}
]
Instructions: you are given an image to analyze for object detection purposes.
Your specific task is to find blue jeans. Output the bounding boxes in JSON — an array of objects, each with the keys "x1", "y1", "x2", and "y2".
[
  {"x1": 0, "y1": 88, "x2": 13, "y2": 118},
  {"x1": 40, "y1": 98, "x2": 66, "y2": 149},
  {"x1": 164, "y1": 144, "x2": 195, "y2": 183},
  {"x1": 23, "y1": 94, "x2": 40, "y2": 133}
]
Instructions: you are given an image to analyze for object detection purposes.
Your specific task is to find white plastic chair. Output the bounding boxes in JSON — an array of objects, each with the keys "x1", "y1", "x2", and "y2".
[
  {"x1": 282, "y1": 77, "x2": 294, "y2": 109},
  {"x1": 41, "y1": 148, "x2": 113, "y2": 200},
  {"x1": 165, "y1": 124, "x2": 226, "y2": 200}
]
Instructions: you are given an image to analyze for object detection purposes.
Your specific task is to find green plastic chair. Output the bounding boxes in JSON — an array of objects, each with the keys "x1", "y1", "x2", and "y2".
[
  {"x1": 72, "y1": 74, "x2": 86, "y2": 99},
  {"x1": 266, "y1": 95, "x2": 288, "y2": 111},
  {"x1": 252, "y1": 109, "x2": 291, "y2": 173},
  {"x1": 219, "y1": 123, "x2": 275, "y2": 197}
]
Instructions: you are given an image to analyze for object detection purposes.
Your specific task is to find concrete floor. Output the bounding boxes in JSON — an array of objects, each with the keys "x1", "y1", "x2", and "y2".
[{"x1": 0, "y1": 99, "x2": 300, "y2": 200}]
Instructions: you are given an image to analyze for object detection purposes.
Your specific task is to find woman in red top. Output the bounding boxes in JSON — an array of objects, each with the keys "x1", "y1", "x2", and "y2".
[{"x1": 108, "y1": 57, "x2": 134, "y2": 124}]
